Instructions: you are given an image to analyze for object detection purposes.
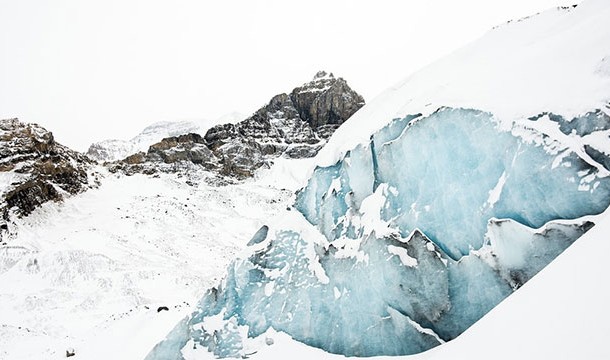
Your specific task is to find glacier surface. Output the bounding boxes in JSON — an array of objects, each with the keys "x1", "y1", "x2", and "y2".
[{"x1": 146, "y1": 107, "x2": 610, "y2": 359}]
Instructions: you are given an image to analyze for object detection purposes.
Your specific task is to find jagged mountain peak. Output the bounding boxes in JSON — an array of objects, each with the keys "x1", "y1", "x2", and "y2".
[
  {"x1": 313, "y1": 70, "x2": 334, "y2": 80},
  {"x1": 198, "y1": 72, "x2": 365, "y2": 177},
  {"x1": 247, "y1": 70, "x2": 364, "y2": 131},
  {"x1": 294, "y1": 70, "x2": 342, "y2": 96},
  {"x1": 290, "y1": 72, "x2": 365, "y2": 128}
]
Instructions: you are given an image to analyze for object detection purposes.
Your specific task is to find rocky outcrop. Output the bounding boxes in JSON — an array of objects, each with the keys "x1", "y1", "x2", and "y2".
[
  {"x1": 290, "y1": 71, "x2": 365, "y2": 129},
  {"x1": 0, "y1": 118, "x2": 97, "y2": 224},
  {"x1": 203, "y1": 71, "x2": 365, "y2": 178},
  {"x1": 108, "y1": 133, "x2": 225, "y2": 184},
  {"x1": 110, "y1": 72, "x2": 365, "y2": 180}
]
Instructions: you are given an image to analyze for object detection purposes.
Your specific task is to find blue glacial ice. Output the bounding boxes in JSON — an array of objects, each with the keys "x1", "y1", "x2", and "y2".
[
  {"x1": 297, "y1": 108, "x2": 610, "y2": 260},
  {"x1": 146, "y1": 107, "x2": 610, "y2": 359},
  {"x1": 528, "y1": 109, "x2": 610, "y2": 137}
]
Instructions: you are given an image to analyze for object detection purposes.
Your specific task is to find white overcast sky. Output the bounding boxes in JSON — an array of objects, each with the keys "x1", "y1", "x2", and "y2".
[{"x1": 0, "y1": 0, "x2": 578, "y2": 151}]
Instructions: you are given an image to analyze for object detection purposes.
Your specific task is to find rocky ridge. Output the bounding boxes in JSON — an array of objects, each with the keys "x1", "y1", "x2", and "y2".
[
  {"x1": 0, "y1": 73, "x2": 363, "y2": 231},
  {"x1": 0, "y1": 118, "x2": 97, "y2": 234},
  {"x1": 107, "y1": 133, "x2": 226, "y2": 185},
  {"x1": 112, "y1": 71, "x2": 365, "y2": 179}
]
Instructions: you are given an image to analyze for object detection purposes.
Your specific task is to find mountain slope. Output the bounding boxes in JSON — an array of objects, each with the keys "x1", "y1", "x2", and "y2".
[
  {"x1": 201, "y1": 71, "x2": 364, "y2": 178},
  {"x1": 0, "y1": 171, "x2": 291, "y2": 359},
  {"x1": 86, "y1": 114, "x2": 246, "y2": 163},
  {"x1": 112, "y1": 72, "x2": 365, "y2": 179},
  {"x1": 0, "y1": 118, "x2": 96, "y2": 232},
  {"x1": 0, "y1": 72, "x2": 363, "y2": 359}
]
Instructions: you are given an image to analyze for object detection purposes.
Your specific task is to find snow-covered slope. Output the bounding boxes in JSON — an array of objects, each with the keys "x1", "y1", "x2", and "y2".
[
  {"x1": 146, "y1": 1, "x2": 610, "y2": 358},
  {"x1": 87, "y1": 121, "x2": 201, "y2": 162},
  {"x1": 0, "y1": 170, "x2": 290, "y2": 359}
]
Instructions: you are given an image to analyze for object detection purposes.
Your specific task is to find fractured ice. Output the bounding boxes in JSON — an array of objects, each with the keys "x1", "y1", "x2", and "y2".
[{"x1": 146, "y1": 108, "x2": 610, "y2": 359}]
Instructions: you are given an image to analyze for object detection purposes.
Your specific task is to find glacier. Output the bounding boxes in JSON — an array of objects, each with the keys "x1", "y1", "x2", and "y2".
[{"x1": 146, "y1": 107, "x2": 610, "y2": 359}]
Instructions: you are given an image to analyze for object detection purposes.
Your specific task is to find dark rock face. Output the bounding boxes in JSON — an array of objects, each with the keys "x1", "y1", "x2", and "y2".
[
  {"x1": 147, "y1": 133, "x2": 216, "y2": 166},
  {"x1": 203, "y1": 71, "x2": 365, "y2": 178},
  {"x1": 111, "y1": 71, "x2": 364, "y2": 180},
  {"x1": 0, "y1": 118, "x2": 96, "y2": 222},
  {"x1": 109, "y1": 133, "x2": 221, "y2": 178},
  {"x1": 5, "y1": 181, "x2": 61, "y2": 218},
  {"x1": 290, "y1": 71, "x2": 365, "y2": 128}
]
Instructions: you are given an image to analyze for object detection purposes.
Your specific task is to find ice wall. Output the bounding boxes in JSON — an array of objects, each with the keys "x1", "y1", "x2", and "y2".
[
  {"x1": 297, "y1": 108, "x2": 610, "y2": 259},
  {"x1": 147, "y1": 107, "x2": 610, "y2": 359}
]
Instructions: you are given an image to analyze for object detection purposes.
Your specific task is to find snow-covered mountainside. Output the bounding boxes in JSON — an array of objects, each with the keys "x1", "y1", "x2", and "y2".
[
  {"x1": 146, "y1": 1, "x2": 610, "y2": 358},
  {"x1": 0, "y1": 171, "x2": 291, "y2": 359},
  {"x1": 87, "y1": 114, "x2": 246, "y2": 163},
  {"x1": 87, "y1": 121, "x2": 202, "y2": 162},
  {"x1": 112, "y1": 71, "x2": 365, "y2": 179},
  {"x1": 0, "y1": 72, "x2": 362, "y2": 359}
]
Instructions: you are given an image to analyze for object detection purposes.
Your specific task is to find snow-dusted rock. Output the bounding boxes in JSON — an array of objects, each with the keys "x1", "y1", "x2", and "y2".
[
  {"x1": 111, "y1": 72, "x2": 365, "y2": 180},
  {"x1": 0, "y1": 118, "x2": 96, "y2": 226},
  {"x1": 203, "y1": 71, "x2": 365, "y2": 177},
  {"x1": 87, "y1": 121, "x2": 202, "y2": 162}
]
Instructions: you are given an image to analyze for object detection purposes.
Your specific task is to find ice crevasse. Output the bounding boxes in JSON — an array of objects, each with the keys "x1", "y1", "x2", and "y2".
[{"x1": 146, "y1": 107, "x2": 610, "y2": 359}]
